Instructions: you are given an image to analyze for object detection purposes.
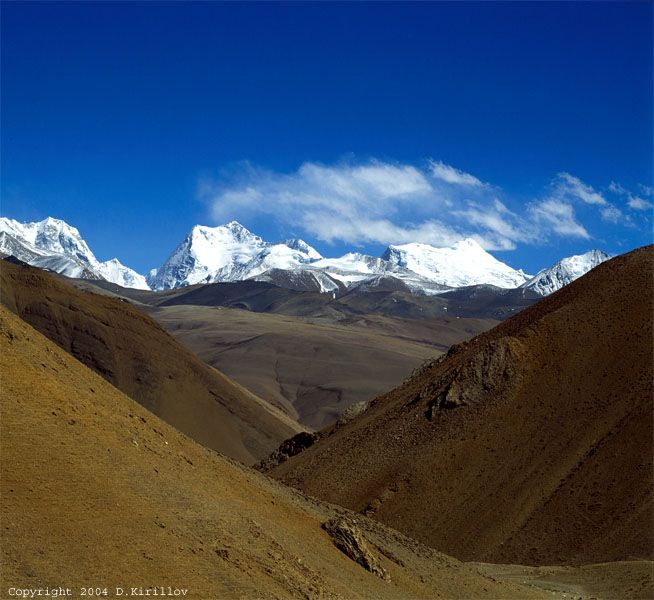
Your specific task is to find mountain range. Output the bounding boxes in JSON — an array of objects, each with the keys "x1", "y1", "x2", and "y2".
[
  {"x1": 1, "y1": 216, "x2": 611, "y2": 297},
  {"x1": 2, "y1": 237, "x2": 651, "y2": 598}
]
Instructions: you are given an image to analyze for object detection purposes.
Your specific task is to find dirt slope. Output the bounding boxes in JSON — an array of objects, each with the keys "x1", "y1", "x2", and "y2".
[
  {"x1": 270, "y1": 246, "x2": 654, "y2": 566},
  {"x1": 0, "y1": 305, "x2": 566, "y2": 600},
  {"x1": 150, "y1": 304, "x2": 494, "y2": 428},
  {"x1": 0, "y1": 261, "x2": 302, "y2": 464}
]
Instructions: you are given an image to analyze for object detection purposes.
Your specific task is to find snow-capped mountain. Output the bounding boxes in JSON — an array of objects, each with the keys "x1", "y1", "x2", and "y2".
[
  {"x1": 521, "y1": 250, "x2": 611, "y2": 296},
  {"x1": 147, "y1": 221, "x2": 323, "y2": 290},
  {"x1": 382, "y1": 239, "x2": 530, "y2": 288},
  {"x1": 1, "y1": 216, "x2": 612, "y2": 298},
  {"x1": 1, "y1": 217, "x2": 98, "y2": 266},
  {"x1": 305, "y1": 252, "x2": 451, "y2": 295},
  {"x1": 0, "y1": 217, "x2": 149, "y2": 289}
]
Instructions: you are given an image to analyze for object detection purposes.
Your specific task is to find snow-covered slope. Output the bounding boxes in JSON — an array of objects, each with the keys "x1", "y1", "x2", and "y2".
[
  {"x1": 309, "y1": 253, "x2": 391, "y2": 285},
  {"x1": 521, "y1": 250, "x2": 611, "y2": 296},
  {"x1": 382, "y1": 239, "x2": 530, "y2": 288},
  {"x1": 147, "y1": 222, "x2": 322, "y2": 290},
  {"x1": 95, "y1": 259, "x2": 149, "y2": 290},
  {"x1": 0, "y1": 217, "x2": 149, "y2": 289},
  {"x1": 0, "y1": 231, "x2": 99, "y2": 280},
  {"x1": 284, "y1": 239, "x2": 323, "y2": 261}
]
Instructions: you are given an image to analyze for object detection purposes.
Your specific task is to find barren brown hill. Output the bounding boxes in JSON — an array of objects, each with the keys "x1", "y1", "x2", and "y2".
[
  {"x1": 0, "y1": 261, "x2": 302, "y2": 464},
  {"x1": 0, "y1": 304, "x2": 595, "y2": 600},
  {"x1": 270, "y1": 246, "x2": 654, "y2": 567}
]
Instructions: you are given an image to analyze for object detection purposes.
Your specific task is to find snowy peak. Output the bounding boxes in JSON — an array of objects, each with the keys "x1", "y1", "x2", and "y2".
[
  {"x1": 0, "y1": 216, "x2": 149, "y2": 289},
  {"x1": 96, "y1": 259, "x2": 150, "y2": 290},
  {"x1": 194, "y1": 221, "x2": 264, "y2": 246},
  {"x1": 0, "y1": 216, "x2": 98, "y2": 267},
  {"x1": 382, "y1": 239, "x2": 529, "y2": 288},
  {"x1": 148, "y1": 222, "x2": 321, "y2": 290},
  {"x1": 147, "y1": 221, "x2": 269, "y2": 289},
  {"x1": 521, "y1": 250, "x2": 611, "y2": 296}
]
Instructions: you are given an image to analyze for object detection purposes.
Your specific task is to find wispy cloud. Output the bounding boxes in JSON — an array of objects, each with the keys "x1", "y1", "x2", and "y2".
[
  {"x1": 609, "y1": 181, "x2": 653, "y2": 211},
  {"x1": 556, "y1": 172, "x2": 607, "y2": 205},
  {"x1": 547, "y1": 172, "x2": 627, "y2": 224},
  {"x1": 452, "y1": 199, "x2": 537, "y2": 250},
  {"x1": 200, "y1": 159, "x2": 637, "y2": 251},
  {"x1": 429, "y1": 160, "x2": 484, "y2": 187},
  {"x1": 600, "y1": 206, "x2": 622, "y2": 223},
  {"x1": 628, "y1": 197, "x2": 653, "y2": 211},
  {"x1": 529, "y1": 198, "x2": 590, "y2": 239}
]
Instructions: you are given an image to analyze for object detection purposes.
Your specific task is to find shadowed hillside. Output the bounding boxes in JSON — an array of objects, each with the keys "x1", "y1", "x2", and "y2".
[
  {"x1": 270, "y1": 246, "x2": 654, "y2": 566},
  {"x1": 0, "y1": 261, "x2": 302, "y2": 463}
]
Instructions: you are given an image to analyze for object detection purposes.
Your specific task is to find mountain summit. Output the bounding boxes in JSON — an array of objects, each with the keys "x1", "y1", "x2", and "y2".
[
  {"x1": 0, "y1": 217, "x2": 149, "y2": 289},
  {"x1": 147, "y1": 221, "x2": 322, "y2": 290},
  {"x1": 382, "y1": 238, "x2": 529, "y2": 288},
  {"x1": 521, "y1": 249, "x2": 611, "y2": 295}
]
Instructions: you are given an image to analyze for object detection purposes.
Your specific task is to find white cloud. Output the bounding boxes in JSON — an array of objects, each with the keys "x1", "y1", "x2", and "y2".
[
  {"x1": 301, "y1": 214, "x2": 464, "y2": 247},
  {"x1": 627, "y1": 197, "x2": 652, "y2": 211},
  {"x1": 452, "y1": 199, "x2": 538, "y2": 250},
  {"x1": 608, "y1": 180, "x2": 653, "y2": 211},
  {"x1": 556, "y1": 172, "x2": 607, "y2": 205},
  {"x1": 639, "y1": 183, "x2": 654, "y2": 196},
  {"x1": 200, "y1": 159, "x2": 638, "y2": 252},
  {"x1": 429, "y1": 160, "x2": 484, "y2": 187},
  {"x1": 529, "y1": 198, "x2": 590, "y2": 239},
  {"x1": 608, "y1": 181, "x2": 628, "y2": 196},
  {"x1": 203, "y1": 159, "x2": 504, "y2": 248}
]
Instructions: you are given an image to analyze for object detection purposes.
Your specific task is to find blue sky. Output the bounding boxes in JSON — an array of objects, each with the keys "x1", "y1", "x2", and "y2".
[{"x1": 2, "y1": 1, "x2": 652, "y2": 274}]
